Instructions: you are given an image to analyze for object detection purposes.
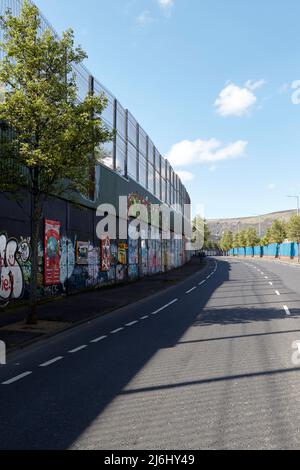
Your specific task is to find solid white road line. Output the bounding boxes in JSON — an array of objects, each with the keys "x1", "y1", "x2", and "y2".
[
  {"x1": 151, "y1": 299, "x2": 178, "y2": 315},
  {"x1": 284, "y1": 305, "x2": 291, "y2": 316},
  {"x1": 111, "y1": 328, "x2": 124, "y2": 334},
  {"x1": 90, "y1": 336, "x2": 107, "y2": 343},
  {"x1": 39, "y1": 357, "x2": 63, "y2": 367},
  {"x1": 275, "y1": 290, "x2": 281, "y2": 296},
  {"x1": 141, "y1": 315, "x2": 149, "y2": 320},
  {"x1": 2, "y1": 371, "x2": 32, "y2": 385},
  {"x1": 68, "y1": 345, "x2": 87, "y2": 353},
  {"x1": 126, "y1": 321, "x2": 139, "y2": 327},
  {"x1": 186, "y1": 287, "x2": 197, "y2": 294},
  {"x1": 199, "y1": 280, "x2": 206, "y2": 286}
]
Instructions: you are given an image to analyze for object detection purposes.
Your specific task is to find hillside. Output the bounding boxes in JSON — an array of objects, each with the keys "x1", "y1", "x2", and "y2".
[{"x1": 207, "y1": 209, "x2": 296, "y2": 240}]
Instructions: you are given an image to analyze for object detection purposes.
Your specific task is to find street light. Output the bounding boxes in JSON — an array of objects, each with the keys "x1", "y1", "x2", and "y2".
[
  {"x1": 287, "y1": 195, "x2": 300, "y2": 216},
  {"x1": 252, "y1": 213, "x2": 262, "y2": 238}
]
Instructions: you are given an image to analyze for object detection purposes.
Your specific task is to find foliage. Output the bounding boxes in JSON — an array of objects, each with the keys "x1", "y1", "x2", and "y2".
[
  {"x1": 269, "y1": 219, "x2": 287, "y2": 245},
  {"x1": 0, "y1": 1, "x2": 113, "y2": 323}
]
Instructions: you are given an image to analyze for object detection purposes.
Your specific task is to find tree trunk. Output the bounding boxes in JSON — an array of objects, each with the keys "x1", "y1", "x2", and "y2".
[{"x1": 27, "y1": 191, "x2": 42, "y2": 325}]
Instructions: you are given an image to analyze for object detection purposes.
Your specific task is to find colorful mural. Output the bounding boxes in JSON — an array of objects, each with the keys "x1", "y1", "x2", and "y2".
[
  {"x1": 44, "y1": 220, "x2": 61, "y2": 285},
  {"x1": 0, "y1": 234, "x2": 30, "y2": 304},
  {"x1": 101, "y1": 237, "x2": 111, "y2": 272}
]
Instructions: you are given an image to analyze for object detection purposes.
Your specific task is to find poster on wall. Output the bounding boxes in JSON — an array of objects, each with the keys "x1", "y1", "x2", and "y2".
[
  {"x1": 76, "y1": 241, "x2": 89, "y2": 265},
  {"x1": 44, "y1": 219, "x2": 61, "y2": 286},
  {"x1": 101, "y1": 237, "x2": 111, "y2": 272},
  {"x1": 110, "y1": 241, "x2": 118, "y2": 266},
  {"x1": 118, "y1": 243, "x2": 127, "y2": 265},
  {"x1": 128, "y1": 239, "x2": 139, "y2": 265}
]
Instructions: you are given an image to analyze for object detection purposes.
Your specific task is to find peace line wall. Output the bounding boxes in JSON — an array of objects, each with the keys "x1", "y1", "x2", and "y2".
[{"x1": 0, "y1": 164, "x2": 191, "y2": 308}]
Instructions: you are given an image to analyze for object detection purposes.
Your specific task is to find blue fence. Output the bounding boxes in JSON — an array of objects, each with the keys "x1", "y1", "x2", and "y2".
[{"x1": 230, "y1": 242, "x2": 299, "y2": 258}]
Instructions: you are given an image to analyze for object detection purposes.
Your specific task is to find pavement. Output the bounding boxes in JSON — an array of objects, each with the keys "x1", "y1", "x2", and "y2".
[{"x1": 1, "y1": 256, "x2": 300, "y2": 449}]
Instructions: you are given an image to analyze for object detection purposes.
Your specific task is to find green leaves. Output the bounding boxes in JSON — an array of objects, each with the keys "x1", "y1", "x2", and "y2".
[
  {"x1": 269, "y1": 219, "x2": 287, "y2": 245},
  {"x1": 287, "y1": 215, "x2": 300, "y2": 244},
  {"x1": 0, "y1": 0, "x2": 113, "y2": 198}
]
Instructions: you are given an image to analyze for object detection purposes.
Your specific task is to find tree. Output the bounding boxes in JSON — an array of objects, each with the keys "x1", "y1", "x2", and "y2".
[
  {"x1": 220, "y1": 231, "x2": 233, "y2": 255},
  {"x1": 232, "y1": 233, "x2": 240, "y2": 255},
  {"x1": 246, "y1": 228, "x2": 260, "y2": 256},
  {"x1": 0, "y1": 1, "x2": 113, "y2": 324},
  {"x1": 269, "y1": 219, "x2": 287, "y2": 258},
  {"x1": 287, "y1": 215, "x2": 300, "y2": 262},
  {"x1": 261, "y1": 228, "x2": 272, "y2": 247},
  {"x1": 238, "y1": 230, "x2": 248, "y2": 256}
]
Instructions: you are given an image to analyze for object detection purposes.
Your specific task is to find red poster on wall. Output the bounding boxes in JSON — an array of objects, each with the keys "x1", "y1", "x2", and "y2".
[
  {"x1": 101, "y1": 237, "x2": 111, "y2": 272},
  {"x1": 44, "y1": 219, "x2": 61, "y2": 286}
]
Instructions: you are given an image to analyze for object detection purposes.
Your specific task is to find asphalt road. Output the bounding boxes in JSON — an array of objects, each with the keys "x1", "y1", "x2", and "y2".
[{"x1": 1, "y1": 256, "x2": 300, "y2": 450}]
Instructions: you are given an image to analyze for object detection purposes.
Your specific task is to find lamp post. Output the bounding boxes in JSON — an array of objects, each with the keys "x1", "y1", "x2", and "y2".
[
  {"x1": 287, "y1": 195, "x2": 300, "y2": 216},
  {"x1": 252, "y1": 213, "x2": 262, "y2": 238}
]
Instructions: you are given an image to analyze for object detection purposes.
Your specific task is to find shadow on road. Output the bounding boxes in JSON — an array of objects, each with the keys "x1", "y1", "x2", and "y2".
[{"x1": 2, "y1": 258, "x2": 300, "y2": 449}]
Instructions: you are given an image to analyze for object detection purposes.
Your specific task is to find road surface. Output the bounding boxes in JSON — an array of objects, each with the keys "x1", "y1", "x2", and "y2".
[{"x1": 1, "y1": 257, "x2": 300, "y2": 450}]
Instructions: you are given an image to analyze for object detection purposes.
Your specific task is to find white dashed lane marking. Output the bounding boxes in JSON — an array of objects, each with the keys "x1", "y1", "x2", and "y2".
[
  {"x1": 69, "y1": 345, "x2": 87, "y2": 353},
  {"x1": 39, "y1": 357, "x2": 63, "y2": 367},
  {"x1": 111, "y1": 328, "x2": 124, "y2": 335},
  {"x1": 151, "y1": 299, "x2": 178, "y2": 315},
  {"x1": 284, "y1": 305, "x2": 291, "y2": 316},
  {"x1": 126, "y1": 321, "x2": 139, "y2": 327},
  {"x1": 275, "y1": 290, "x2": 281, "y2": 296},
  {"x1": 2, "y1": 371, "x2": 32, "y2": 385},
  {"x1": 90, "y1": 336, "x2": 107, "y2": 343},
  {"x1": 186, "y1": 287, "x2": 197, "y2": 294},
  {"x1": 1, "y1": 264, "x2": 220, "y2": 386}
]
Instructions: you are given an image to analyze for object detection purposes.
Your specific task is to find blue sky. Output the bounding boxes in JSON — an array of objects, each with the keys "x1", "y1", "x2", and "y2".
[{"x1": 34, "y1": 0, "x2": 300, "y2": 219}]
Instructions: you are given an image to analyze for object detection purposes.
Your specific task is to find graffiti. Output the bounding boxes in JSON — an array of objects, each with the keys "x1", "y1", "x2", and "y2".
[
  {"x1": 101, "y1": 237, "x2": 111, "y2": 272},
  {"x1": 88, "y1": 244, "x2": 100, "y2": 285},
  {"x1": 128, "y1": 239, "x2": 139, "y2": 265},
  {"x1": 118, "y1": 243, "x2": 127, "y2": 265},
  {"x1": 128, "y1": 192, "x2": 149, "y2": 210},
  {"x1": 60, "y1": 237, "x2": 75, "y2": 284},
  {"x1": 40, "y1": 284, "x2": 60, "y2": 298},
  {"x1": 44, "y1": 220, "x2": 61, "y2": 286},
  {"x1": 17, "y1": 238, "x2": 31, "y2": 263},
  {"x1": 116, "y1": 264, "x2": 126, "y2": 282},
  {"x1": 110, "y1": 241, "x2": 118, "y2": 266},
  {"x1": 76, "y1": 241, "x2": 89, "y2": 265},
  {"x1": 0, "y1": 234, "x2": 25, "y2": 303},
  {"x1": 128, "y1": 264, "x2": 139, "y2": 281}
]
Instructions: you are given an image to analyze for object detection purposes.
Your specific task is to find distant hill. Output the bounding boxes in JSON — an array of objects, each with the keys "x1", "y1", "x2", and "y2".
[{"x1": 207, "y1": 210, "x2": 296, "y2": 240}]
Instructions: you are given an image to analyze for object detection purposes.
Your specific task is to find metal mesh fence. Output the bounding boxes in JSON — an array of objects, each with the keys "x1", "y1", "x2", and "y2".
[{"x1": 0, "y1": 0, "x2": 190, "y2": 214}]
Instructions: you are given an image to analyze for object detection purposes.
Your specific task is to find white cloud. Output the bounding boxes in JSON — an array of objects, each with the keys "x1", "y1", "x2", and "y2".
[
  {"x1": 136, "y1": 10, "x2": 155, "y2": 25},
  {"x1": 167, "y1": 138, "x2": 248, "y2": 167},
  {"x1": 176, "y1": 170, "x2": 195, "y2": 183},
  {"x1": 158, "y1": 0, "x2": 174, "y2": 8},
  {"x1": 158, "y1": 0, "x2": 174, "y2": 15},
  {"x1": 268, "y1": 183, "x2": 276, "y2": 190},
  {"x1": 215, "y1": 79, "x2": 265, "y2": 117},
  {"x1": 215, "y1": 84, "x2": 256, "y2": 117},
  {"x1": 244, "y1": 79, "x2": 266, "y2": 91}
]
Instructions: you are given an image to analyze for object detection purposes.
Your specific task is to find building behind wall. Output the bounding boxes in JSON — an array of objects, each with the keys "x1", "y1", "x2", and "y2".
[{"x1": 0, "y1": 0, "x2": 192, "y2": 307}]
